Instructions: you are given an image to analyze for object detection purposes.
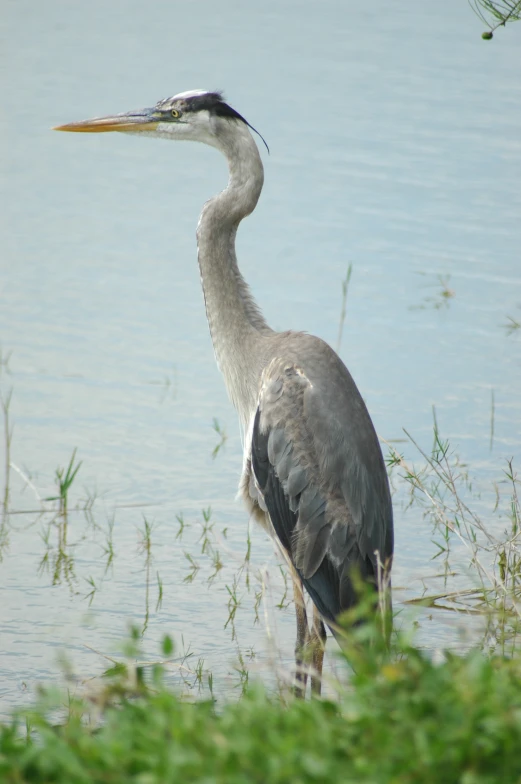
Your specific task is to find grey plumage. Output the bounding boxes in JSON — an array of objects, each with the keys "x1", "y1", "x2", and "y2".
[
  {"x1": 248, "y1": 338, "x2": 393, "y2": 629},
  {"x1": 56, "y1": 89, "x2": 394, "y2": 693}
]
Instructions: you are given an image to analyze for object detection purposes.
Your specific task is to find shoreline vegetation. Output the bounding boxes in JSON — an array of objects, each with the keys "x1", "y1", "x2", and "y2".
[
  {"x1": 1, "y1": 608, "x2": 521, "y2": 782},
  {"x1": 1, "y1": 315, "x2": 520, "y2": 780},
  {"x1": 1, "y1": 416, "x2": 520, "y2": 781}
]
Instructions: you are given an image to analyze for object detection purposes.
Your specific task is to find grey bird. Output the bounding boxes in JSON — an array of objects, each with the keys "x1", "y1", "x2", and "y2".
[{"x1": 55, "y1": 90, "x2": 394, "y2": 696}]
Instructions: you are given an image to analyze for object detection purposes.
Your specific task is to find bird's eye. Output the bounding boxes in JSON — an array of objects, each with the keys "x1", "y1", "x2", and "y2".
[{"x1": 171, "y1": 109, "x2": 180, "y2": 118}]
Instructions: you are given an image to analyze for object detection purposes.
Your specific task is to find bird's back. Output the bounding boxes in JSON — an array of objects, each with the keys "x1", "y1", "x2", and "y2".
[{"x1": 245, "y1": 331, "x2": 393, "y2": 626}]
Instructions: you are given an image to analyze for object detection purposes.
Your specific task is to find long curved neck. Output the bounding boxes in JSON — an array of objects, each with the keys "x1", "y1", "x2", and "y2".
[{"x1": 196, "y1": 122, "x2": 272, "y2": 426}]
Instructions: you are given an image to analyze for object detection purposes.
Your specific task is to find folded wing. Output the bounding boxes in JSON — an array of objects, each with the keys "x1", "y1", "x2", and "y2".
[{"x1": 250, "y1": 347, "x2": 393, "y2": 627}]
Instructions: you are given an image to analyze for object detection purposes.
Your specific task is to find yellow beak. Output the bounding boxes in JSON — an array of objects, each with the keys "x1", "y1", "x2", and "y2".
[{"x1": 54, "y1": 109, "x2": 159, "y2": 133}]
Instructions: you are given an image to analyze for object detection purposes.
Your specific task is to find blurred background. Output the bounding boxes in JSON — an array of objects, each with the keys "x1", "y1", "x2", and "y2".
[{"x1": 1, "y1": 0, "x2": 520, "y2": 714}]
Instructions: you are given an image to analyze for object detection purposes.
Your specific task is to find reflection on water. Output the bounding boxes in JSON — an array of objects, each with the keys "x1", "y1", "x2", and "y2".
[{"x1": 1, "y1": 0, "x2": 520, "y2": 716}]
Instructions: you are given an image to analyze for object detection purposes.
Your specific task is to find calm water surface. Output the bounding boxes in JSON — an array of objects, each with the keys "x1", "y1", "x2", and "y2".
[{"x1": 1, "y1": 0, "x2": 520, "y2": 715}]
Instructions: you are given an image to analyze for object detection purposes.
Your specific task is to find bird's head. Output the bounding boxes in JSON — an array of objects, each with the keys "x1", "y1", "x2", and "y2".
[{"x1": 54, "y1": 89, "x2": 268, "y2": 152}]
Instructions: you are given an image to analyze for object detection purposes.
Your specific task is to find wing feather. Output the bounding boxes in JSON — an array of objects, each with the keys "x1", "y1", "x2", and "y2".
[{"x1": 250, "y1": 342, "x2": 393, "y2": 627}]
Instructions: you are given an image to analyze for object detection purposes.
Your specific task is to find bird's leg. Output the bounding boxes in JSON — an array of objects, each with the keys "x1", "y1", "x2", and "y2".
[
  {"x1": 291, "y1": 566, "x2": 309, "y2": 698},
  {"x1": 309, "y1": 606, "x2": 327, "y2": 697}
]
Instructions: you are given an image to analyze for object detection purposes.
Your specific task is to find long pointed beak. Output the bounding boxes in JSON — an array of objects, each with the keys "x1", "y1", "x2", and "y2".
[{"x1": 54, "y1": 108, "x2": 159, "y2": 133}]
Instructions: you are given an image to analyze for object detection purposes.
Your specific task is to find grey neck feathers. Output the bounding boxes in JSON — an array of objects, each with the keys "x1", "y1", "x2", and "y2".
[{"x1": 196, "y1": 120, "x2": 273, "y2": 427}]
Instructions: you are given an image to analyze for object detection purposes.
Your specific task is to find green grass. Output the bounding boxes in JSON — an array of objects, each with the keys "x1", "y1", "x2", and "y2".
[
  {"x1": 1, "y1": 619, "x2": 521, "y2": 784},
  {"x1": 44, "y1": 448, "x2": 82, "y2": 517},
  {"x1": 2, "y1": 334, "x2": 521, "y2": 782}
]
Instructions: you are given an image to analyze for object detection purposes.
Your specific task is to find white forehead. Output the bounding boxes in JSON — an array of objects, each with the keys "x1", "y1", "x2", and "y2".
[{"x1": 171, "y1": 89, "x2": 209, "y2": 100}]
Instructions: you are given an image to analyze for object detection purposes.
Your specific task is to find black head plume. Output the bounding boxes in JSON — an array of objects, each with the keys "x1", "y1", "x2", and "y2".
[{"x1": 157, "y1": 90, "x2": 269, "y2": 153}]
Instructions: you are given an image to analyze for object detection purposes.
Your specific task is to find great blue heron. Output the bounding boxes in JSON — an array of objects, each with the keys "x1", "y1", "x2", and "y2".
[{"x1": 55, "y1": 90, "x2": 394, "y2": 696}]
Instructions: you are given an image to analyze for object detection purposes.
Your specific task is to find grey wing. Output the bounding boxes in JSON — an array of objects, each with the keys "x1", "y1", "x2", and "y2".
[{"x1": 250, "y1": 349, "x2": 393, "y2": 626}]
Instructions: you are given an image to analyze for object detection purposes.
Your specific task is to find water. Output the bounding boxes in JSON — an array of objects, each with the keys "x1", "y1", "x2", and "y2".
[{"x1": 1, "y1": 0, "x2": 520, "y2": 715}]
